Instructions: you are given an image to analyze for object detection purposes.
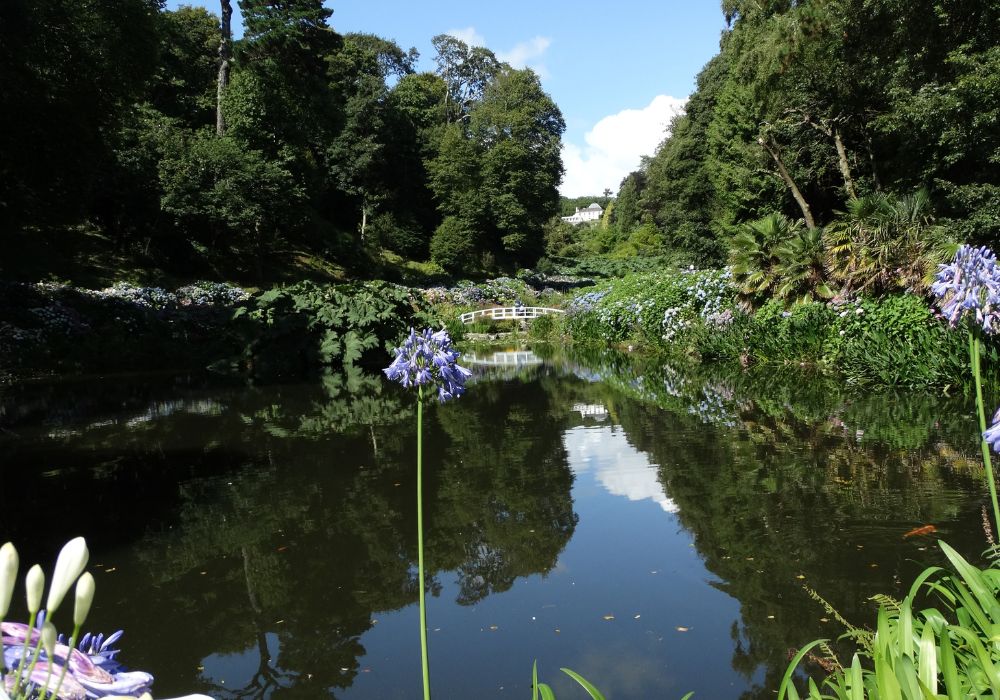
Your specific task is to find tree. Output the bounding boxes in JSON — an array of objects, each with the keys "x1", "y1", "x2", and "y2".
[
  {"x1": 0, "y1": 0, "x2": 160, "y2": 231},
  {"x1": 472, "y1": 67, "x2": 565, "y2": 264},
  {"x1": 431, "y1": 34, "x2": 501, "y2": 124},
  {"x1": 151, "y1": 6, "x2": 220, "y2": 128},
  {"x1": 217, "y1": 0, "x2": 233, "y2": 135},
  {"x1": 232, "y1": 0, "x2": 340, "y2": 155},
  {"x1": 159, "y1": 132, "x2": 304, "y2": 275},
  {"x1": 326, "y1": 34, "x2": 420, "y2": 243}
]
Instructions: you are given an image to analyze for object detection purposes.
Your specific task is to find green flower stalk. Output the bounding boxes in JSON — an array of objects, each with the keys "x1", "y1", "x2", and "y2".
[{"x1": 384, "y1": 328, "x2": 471, "y2": 700}]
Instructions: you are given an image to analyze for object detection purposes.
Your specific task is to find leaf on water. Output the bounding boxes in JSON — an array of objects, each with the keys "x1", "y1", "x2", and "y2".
[
  {"x1": 489, "y1": 625, "x2": 498, "y2": 630},
  {"x1": 796, "y1": 575, "x2": 806, "y2": 579},
  {"x1": 676, "y1": 626, "x2": 690, "y2": 632},
  {"x1": 634, "y1": 614, "x2": 641, "y2": 619},
  {"x1": 602, "y1": 615, "x2": 615, "y2": 621}
]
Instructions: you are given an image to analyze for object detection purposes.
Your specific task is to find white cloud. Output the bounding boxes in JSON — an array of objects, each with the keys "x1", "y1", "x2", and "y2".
[
  {"x1": 443, "y1": 28, "x2": 551, "y2": 78},
  {"x1": 564, "y1": 425, "x2": 679, "y2": 514},
  {"x1": 498, "y1": 36, "x2": 552, "y2": 78},
  {"x1": 560, "y1": 94, "x2": 688, "y2": 197},
  {"x1": 444, "y1": 26, "x2": 486, "y2": 47}
]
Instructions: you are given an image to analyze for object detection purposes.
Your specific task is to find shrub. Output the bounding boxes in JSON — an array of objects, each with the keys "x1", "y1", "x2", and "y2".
[{"x1": 430, "y1": 216, "x2": 478, "y2": 272}]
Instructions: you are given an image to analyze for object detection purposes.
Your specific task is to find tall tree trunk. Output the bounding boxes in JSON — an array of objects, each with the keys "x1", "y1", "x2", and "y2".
[
  {"x1": 758, "y1": 136, "x2": 817, "y2": 230},
  {"x1": 831, "y1": 128, "x2": 857, "y2": 199},
  {"x1": 216, "y1": 0, "x2": 232, "y2": 136},
  {"x1": 800, "y1": 114, "x2": 857, "y2": 199}
]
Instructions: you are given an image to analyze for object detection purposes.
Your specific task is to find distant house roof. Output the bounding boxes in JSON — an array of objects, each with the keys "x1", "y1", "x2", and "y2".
[{"x1": 586, "y1": 203, "x2": 603, "y2": 210}]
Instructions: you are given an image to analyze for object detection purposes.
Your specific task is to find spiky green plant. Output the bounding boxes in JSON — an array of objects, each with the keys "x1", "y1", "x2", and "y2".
[
  {"x1": 824, "y1": 190, "x2": 954, "y2": 296},
  {"x1": 779, "y1": 540, "x2": 1000, "y2": 699},
  {"x1": 730, "y1": 212, "x2": 798, "y2": 306},
  {"x1": 774, "y1": 225, "x2": 835, "y2": 304}
]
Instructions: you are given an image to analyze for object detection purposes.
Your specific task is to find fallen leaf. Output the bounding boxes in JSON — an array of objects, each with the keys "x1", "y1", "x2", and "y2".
[
  {"x1": 676, "y1": 626, "x2": 690, "y2": 632},
  {"x1": 602, "y1": 615, "x2": 615, "y2": 621},
  {"x1": 633, "y1": 614, "x2": 641, "y2": 619}
]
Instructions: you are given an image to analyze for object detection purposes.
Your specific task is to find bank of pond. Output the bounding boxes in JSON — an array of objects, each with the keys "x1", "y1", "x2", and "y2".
[
  {"x1": 0, "y1": 345, "x2": 996, "y2": 697},
  {"x1": 0, "y1": 271, "x2": 984, "y2": 392}
]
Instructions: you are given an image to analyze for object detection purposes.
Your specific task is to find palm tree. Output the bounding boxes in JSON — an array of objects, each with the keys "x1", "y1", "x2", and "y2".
[
  {"x1": 774, "y1": 225, "x2": 835, "y2": 304},
  {"x1": 824, "y1": 190, "x2": 953, "y2": 294},
  {"x1": 730, "y1": 212, "x2": 799, "y2": 307}
]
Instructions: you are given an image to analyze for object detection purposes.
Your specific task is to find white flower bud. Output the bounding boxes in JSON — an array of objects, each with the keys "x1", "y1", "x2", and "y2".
[
  {"x1": 26, "y1": 565, "x2": 44, "y2": 614},
  {"x1": 74, "y1": 572, "x2": 95, "y2": 627},
  {"x1": 46, "y1": 537, "x2": 89, "y2": 614},
  {"x1": 41, "y1": 621, "x2": 57, "y2": 657},
  {"x1": 0, "y1": 542, "x2": 18, "y2": 618}
]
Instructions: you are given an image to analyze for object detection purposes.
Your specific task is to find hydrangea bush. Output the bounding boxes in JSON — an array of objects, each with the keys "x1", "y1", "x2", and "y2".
[{"x1": 564, "y1": 268, "x2": 735, "y2": 345}]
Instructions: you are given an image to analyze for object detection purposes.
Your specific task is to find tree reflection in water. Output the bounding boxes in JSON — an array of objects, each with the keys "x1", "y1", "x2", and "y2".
[{"x1": 0, "y1": 351, "x2": 991, "y2": 699}]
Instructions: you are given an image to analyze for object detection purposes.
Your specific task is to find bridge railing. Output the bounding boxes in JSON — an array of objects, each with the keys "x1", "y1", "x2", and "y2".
[{"x1": 459, "y1": 306, "x2": 565, "y2": 325}]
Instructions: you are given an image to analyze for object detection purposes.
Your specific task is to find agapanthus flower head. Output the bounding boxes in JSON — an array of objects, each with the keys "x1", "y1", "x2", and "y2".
[
  {"x1": 383, "y1": 328, "x2": 471, "y2": 402},
  {"x1": 931, "y1": 244, "x2": 1000, "y2": 334}
]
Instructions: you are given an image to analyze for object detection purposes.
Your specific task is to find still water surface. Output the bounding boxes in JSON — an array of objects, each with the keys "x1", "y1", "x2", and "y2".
[{"x1": 0, "y1": 350, "x2": 992, "y2": 699}]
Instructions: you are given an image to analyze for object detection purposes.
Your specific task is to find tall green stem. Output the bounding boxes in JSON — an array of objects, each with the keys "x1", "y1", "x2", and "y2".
[
  {"x1": 417, "y1": 386, "x2": 431, "y2": 700},
  {"x1": 40, "y1": 625, "x2": 79, "y2": 700},
  {"x1": 971, "y1": 330, "x2": 1000, "y2": 538}
]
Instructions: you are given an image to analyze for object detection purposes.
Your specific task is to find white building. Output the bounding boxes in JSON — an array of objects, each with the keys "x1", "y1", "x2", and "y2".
[{"x1": 561, "y1": 202, "x2": 603, "y2": 225}]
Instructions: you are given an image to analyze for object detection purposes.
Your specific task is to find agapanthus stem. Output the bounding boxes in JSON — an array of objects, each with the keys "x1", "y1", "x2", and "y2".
[
  {"x1": 12, "y1": 612, "x2": 40, "y2": 696},
  {"x1": 40, "y1": 625, "x2": 79, "y2": 700},
  {"x1": 417, "y1": 386, "x2": 431, "y2": 700},
  {"x1": 972, "y1": 331, "x2": 1000, "y2": 537}
]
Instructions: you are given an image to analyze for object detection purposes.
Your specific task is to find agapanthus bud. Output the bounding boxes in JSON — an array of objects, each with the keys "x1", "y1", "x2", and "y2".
[
  {"x1": 0, "y1": 542, "x2": 18, "y2": 618},
  {"x1": 41, "y1": 621, "x2": 57, "y2": 657},
  {"x1": 46, "y1": 537, "x2": 89, "y2": 614},
  {"x1": 74, "y1": 572, "x2": 95, "y2": 627},
  {"x1": 26, "y1": 564, "x2": 44, "y2": 613}
]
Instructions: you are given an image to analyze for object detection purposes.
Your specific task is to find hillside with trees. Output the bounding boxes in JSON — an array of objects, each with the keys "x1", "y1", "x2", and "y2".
[
  {"x1": 0, "y1": 0, "x2": 564, "y2": 283},
  {"x1": 574, "y1": 0, "x2": 999, "y2": 303}
]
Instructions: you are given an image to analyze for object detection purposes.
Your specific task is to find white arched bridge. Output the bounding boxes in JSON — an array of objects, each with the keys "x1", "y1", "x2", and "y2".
[
  {"x1": 459, "y1": 306, "x2": 565, "y2": 325},
  {"x1": 462, "y1": 350, "x2": 543, "y2": 367}
]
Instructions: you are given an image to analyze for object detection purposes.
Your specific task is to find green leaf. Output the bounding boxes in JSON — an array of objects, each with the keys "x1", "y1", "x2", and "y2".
[{"x1": 560, "y1": 668, "x2": 606, "y2": 700}]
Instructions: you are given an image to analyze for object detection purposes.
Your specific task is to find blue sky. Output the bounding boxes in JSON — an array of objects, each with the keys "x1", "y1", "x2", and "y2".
[{"x1": 166, "y1": 1, "x2": 726, "y2": 196}]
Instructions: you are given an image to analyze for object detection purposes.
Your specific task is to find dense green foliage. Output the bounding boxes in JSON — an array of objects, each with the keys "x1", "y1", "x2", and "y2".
[
  {"x1": 233, "y1": 280, "x2": 434, "y2": 375},
  {"x1": 558, "y1": 268, "x2": 977, "y2": 388},
  {"x1": 0, "y1": 279, "x2": 435, "y2": 378},
  {"x1": 0, "y1": 1, "x2": 564, "y2": 282},
  {"x1": 602, "y1": 0, "x2": 1000, "y2": 268}
]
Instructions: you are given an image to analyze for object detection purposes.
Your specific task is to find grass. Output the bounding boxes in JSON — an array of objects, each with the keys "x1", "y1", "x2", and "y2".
[{"x1": 1, "y1": 226, "x2": 352, "y2": 289}]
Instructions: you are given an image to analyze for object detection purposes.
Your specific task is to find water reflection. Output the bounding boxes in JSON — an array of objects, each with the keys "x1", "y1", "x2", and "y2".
[
  {"x1": 564, "y1": 426, "x2": 678, "y2": 513},
  {"x1": 0, "y1": 351, "x2": 992, "y2": 698}
]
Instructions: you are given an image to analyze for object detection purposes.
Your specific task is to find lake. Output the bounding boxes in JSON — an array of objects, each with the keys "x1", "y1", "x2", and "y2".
[{"x1": 0, "y1": 348, "x2": 991, "y2": 699}]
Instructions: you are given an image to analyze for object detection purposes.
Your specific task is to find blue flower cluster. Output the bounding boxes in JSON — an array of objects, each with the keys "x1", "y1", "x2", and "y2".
[
  {"x1": 423, "y1": 278, "x2": 536, "y2": 308},
  {"x1": 933, "y1": 246, "x2": 1000, "y2": 456},
  {"x1": 384, "y1": 328, "x2": 472, "y2": 402},
  {"x1": 931, "y1": 244, "x2": 1000, "y2": 334},
  {"x1": 87, "y1": 281, "x2": 249, "y2": 311},
  {"x1": 565, "y1": 290, "x2": 609, "y2": 315}
]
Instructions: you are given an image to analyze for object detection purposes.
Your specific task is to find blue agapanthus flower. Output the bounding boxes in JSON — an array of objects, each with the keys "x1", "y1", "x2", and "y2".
[
  {"x1": 384, "y1": 328, "x2": 471, "y2": 402},
  {"x1": 985, "y1": 407, "x2": 1000, "y2": 454},
  {"x1": 931, "y1": 245, "x2": 1000, "y2": 334}
]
